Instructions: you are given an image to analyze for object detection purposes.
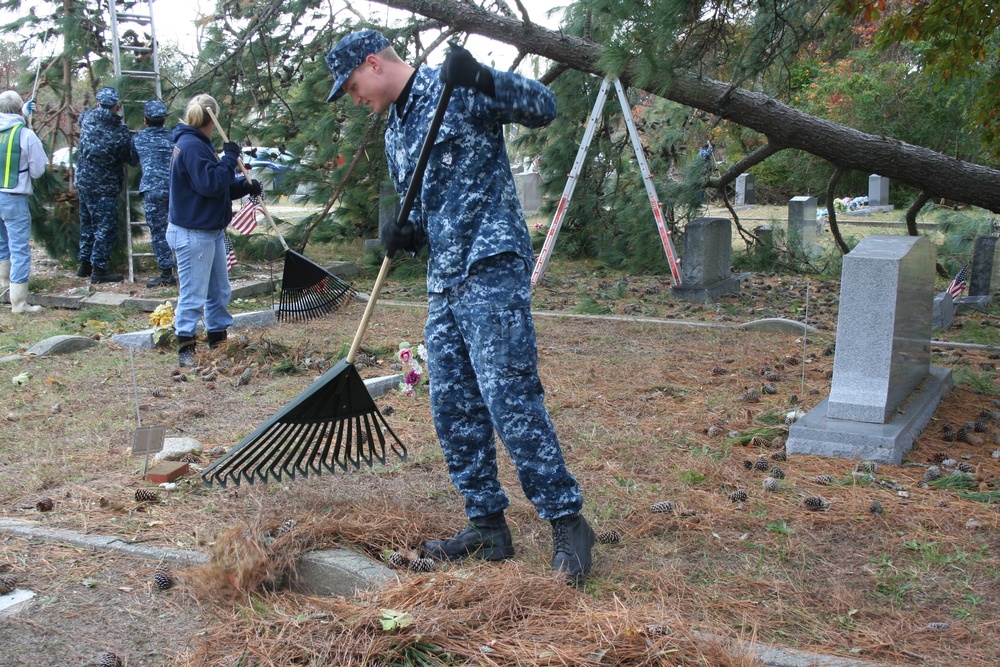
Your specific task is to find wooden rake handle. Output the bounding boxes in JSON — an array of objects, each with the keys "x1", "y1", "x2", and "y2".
[
  {"x1": 204, "y1": 105, "x2": 289, "y2": 252},
  {"x1": 346, "y1": 79, "x2": 456, "y2": 365}
]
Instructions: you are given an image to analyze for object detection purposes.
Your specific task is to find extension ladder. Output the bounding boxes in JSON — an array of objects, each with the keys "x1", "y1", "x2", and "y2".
[
  {"x1": 530, "y1": 78, "x2": 682, "y2": 286},
  {"x1": 107, "y1": 0, "x2": 163, "y2": 282}
]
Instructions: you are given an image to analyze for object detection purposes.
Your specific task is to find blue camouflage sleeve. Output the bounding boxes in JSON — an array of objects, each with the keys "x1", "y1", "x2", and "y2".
[{"x1": 462, "y1": 68, "x2": 557, "y2": 128}]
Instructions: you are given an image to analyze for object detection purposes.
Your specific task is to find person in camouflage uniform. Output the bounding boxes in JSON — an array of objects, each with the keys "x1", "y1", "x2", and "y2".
[
  {"x1": 326, "y1": 31, "x2": 595, "y2": 586},
  {"x1": 75, "y1": 86, "x2": 139, "y2": 283},
  {"x1": 132, "y1": 99, "x2": 176, "y2": 287}
]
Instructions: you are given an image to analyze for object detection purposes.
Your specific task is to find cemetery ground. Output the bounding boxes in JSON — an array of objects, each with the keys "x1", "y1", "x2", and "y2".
[{"x1": 2, "y1": 209, "x2": 1000, "y2": 667}]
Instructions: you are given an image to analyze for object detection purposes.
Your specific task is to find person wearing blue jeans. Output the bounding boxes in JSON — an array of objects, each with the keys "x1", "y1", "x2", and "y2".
[
  {"x1": 0, "y1": 90, "x2": 47, "y2": 314},
  {"x1": 167, "y1": 94, "x2": 261, "y2": 366}
]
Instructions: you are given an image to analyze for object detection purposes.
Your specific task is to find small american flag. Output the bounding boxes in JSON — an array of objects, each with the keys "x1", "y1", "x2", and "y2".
[
  {"x1": 230, "y1": 196, "x2": 263, "y2": 235},
  {"x1": 224, "y1": 234, "x2": 237, "y2": 272},
  {"x1": 946, "y1": 265, "x2": 968, "y2": 298}
]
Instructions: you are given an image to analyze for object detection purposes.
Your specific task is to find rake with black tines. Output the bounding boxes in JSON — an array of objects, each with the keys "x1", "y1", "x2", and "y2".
[
  {"x1": 205, "y1": 107, "x2": 356, "y2": 322},
  {"x1": 200, "y1": 80, "x2": 456, "y2": 487}
]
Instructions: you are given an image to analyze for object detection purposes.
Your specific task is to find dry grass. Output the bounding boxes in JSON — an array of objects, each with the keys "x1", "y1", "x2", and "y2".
[{"x1": 2, "y1": 263, "x2": 1000, "y2": 666}]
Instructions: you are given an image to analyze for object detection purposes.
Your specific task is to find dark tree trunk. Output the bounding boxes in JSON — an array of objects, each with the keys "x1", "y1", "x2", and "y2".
[
  {"x1": 825, "y1": 167, "x2": 849, "y2": 255},
  {"x1": 382, "y1": 0, "x2": 1000, "y2": 212}
]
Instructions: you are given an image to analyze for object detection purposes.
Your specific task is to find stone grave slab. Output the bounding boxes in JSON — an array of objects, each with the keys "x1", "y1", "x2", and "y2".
[
  {"x1": 827, "y1": 235, "x2": 934, "y2": 423},
  {"x1": 82, "y1": 292, "x2": 130, "y2": 307},
  {"x1": 26, "y1": 335, "x2": 99, "y2": 357},
  {"x1": 932, "y1": 292, "x2": 955, "y2": 330},
  {"x1": 787, "y1": 196, "x2": 818, "y2": 253},
  {"x1": 670, "y1": 217, "x2": 740, "y2": 303}
]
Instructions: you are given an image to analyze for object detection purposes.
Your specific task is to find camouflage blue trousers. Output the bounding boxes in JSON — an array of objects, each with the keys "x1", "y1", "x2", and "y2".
[
  {"x1": 425, "y1": 252, "x2": 583, "y2": 522},
  {"x1": 77, "y1": 191, "x2": 119, "y2": 270},
  {"x1": 142, "y1": 191, "x2": 174, "y2": 270}
]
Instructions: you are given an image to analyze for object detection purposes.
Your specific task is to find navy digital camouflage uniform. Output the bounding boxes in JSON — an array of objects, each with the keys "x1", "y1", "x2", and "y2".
[
  {"x1": 385, "y1": 64, "x2": 583, "y2": 522},
  {"x1": 75, "y1": 87, "x2": 139, "y2": 270},
  {"x1": 132, "y1": 100, "x2": 175, "y2": 271}
]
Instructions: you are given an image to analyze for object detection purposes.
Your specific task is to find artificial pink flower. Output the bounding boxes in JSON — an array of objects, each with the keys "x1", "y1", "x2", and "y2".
[{"x1": 398, "y1": 347, "x2": 413, "y2": 364}]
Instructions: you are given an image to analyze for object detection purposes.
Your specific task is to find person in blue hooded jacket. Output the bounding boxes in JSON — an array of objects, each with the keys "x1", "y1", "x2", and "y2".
[
  {"x1": 166, "y1": 94, "x2": 261, "y2": 367},
  {"x1": 325, "y1": 31, "x2": 594, "y2": 586}
]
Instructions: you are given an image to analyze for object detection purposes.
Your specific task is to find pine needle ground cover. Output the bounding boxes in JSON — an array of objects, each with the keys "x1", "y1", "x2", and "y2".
[{"x1": 1, "y1": 267, "x2": 999, "y2": 667}]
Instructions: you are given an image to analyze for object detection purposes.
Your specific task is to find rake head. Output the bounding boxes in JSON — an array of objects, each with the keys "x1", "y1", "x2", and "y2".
[
  {"x1": 201, "y1": 359, "x2": 406, "y2": 486},
  {"x1": 278, "y1": 249, "x2": 357, "y2": 322}
]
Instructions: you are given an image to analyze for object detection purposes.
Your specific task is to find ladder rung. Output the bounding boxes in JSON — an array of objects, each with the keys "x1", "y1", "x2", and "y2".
[
  {"x1": 131, "y1": 252, "x2": 155, "y2": 258},
  {"x1": 121, "y1": 46, "x2": 153, "y2": 53},
  {"x1": 116, "y1": 13, "x2": 151, "y2": 22},
  {"x1": 121, "y1": 70, "x2": 158, "y2": 78}
]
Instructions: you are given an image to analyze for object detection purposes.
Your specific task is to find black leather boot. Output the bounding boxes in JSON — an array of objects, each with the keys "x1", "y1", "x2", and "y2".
[
  {"x1": 76, "y1": 261, "x2": 92, "y2": 278},
  {"x1": 422, "y1": 511, "x2": 515, "y2": 562},
  {"x1": 146, "y1": 269, "x2": 176, "y2": 287},
  {"x1": 177, "y1": 335, "x2": 197, "y2": 367},
  {"x1": 91, "y1": 267, "x2": 124, "y2": 284},
  {"x1": 550, "y1": 513, "x2": 595, "y2": 586},
  {"x1": 207, "y1": 330, "x2": 227, "y2": 350}
]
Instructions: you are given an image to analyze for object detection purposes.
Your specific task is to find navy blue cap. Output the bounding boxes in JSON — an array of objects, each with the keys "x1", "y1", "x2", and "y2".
[
  {"x1": 143, "y1": 99, "x2": 168, "y2": 121},
  {"x1": 96, "y1": 86, "x2": 119, "y2": 108},
  {"x1": 325, "y1": 30, "x2": 390, "y2": 103}
]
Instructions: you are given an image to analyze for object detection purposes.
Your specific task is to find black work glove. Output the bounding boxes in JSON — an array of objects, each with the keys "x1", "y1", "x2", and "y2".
[
  {"x1": 248, "y1": 179, "x2": 263, "y2": 197},
  {"x1": 222, "y1": 141, "x2": 241, "y2": 158},
  {"x1": 379, "y1": 216, "x2": 417, "y2": 259},
  {"x1": 440, "y1": 43, "x2": 495, "y2": 97}
]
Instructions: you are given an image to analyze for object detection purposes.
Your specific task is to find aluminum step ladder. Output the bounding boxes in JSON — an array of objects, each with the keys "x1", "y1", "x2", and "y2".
[
  {"x1": 531, "y1": 78, "x2": 682, "y2": 287},
  {"x1": 107, "y1": 0, "x2": 163, "y2": 282}
]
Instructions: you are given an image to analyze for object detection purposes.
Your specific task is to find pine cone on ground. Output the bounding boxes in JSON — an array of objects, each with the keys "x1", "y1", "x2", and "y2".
[
  {"x1": 100, "y1": 653, "x2": 123, "y2": 667},
  {"x1": 729, "y1": 489, "x2": 748, "y2": 503},
  {"x1": 596, "y1": 529, "x2": 622, "y2": 545},
  {"x1": 956, "y1": 427, "x2": 971, "y2": 443},
  {"x1": 855, "y1": 460, "x2": 879, "y2": 474},
  {"x1": 409, "y1": 557, "x2": 435, "y2": 573},
  {"x1": 802, "y1": 496, "x2": 829, "y2": 511},
  {"x1": 762, "y1": 477, "x2": 780, "y2": 492},
  {"x1": 0, "y1": 573, "x2": 16, "y2": 595},
  {"x1": 650, "y1": 500, "x2": 675, "y2": 514},
  {"x1": 275, "y1": 519, "x2": 297, "y2": 536},
  {"x1": 814, "y1": 474, "x2": 835, "y2": 485},
  {"x1": 753, "y1": 457, "x2": 770, "y2": 472},
  {"x1": 771, "y1": 450, "x2": 787, "y2": 462},
  {"x1": 957, "y1": 461, "x2": 976, "y2": 474},
  {"x1": 134, "y1": 488, "x2": 158, "y2": 503},
  {"x1": 761, "y1": 383, "x2": 777, "y2": 394},
  {"x1": 387, "y1": 552, "x2": 409, "y2": 569},
  {"x1": 742, "y1": 459, "x2": 754, "y2": 470},
  {"x1": 739, "y1": 388, "x2": 760, "y2": 403},
  {"x1": 35, "y1": 497, "x2": 54, "y2": 512},
  {"x1": 941, "y1": 424, "x2": 956, "y2": 441},
  {"x1": 711, "y1": 366, "x2": 727, "y2": 376},
  {"x1": 926, "y1": 622, "x2": 950, "y2": 631},
  {"x1": 769, "y1": 466, "x2": 786, "y2": 479},
  {"x1": 923, "y1": 466, "x2": 942, "y2": 482},
  {"x1": 770, "y1": 435, "x2": 785, "y2": 449},
  {"x1": 869, "y1": 500, "x2": 884, "y2": 516},
  {"x1": 783, "y1": 355, "x2": 800, "y2": 366},
  {"x1": 973, "y1": 421, "x2": 988, "y2": 433},
  {"x1": 153, "y1": 565, "x2": 174, "y2": 591},
  {"x1": 706, "y1": 425, "x2": 724, "y2": 437},
  {"x1": 749, "y1": 436, "x2": 770, "y2": 448},
  {"x1": 761, "y1": 369, "x2": 781, "y2": 382}
]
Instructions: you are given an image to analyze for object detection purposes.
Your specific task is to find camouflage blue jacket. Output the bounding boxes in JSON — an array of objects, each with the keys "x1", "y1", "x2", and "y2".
[
  {"x1": 75, "y1": 107, "x2": 139, "y2": 196},
  {"x1": 132, "y1": 125, "x2": 173, "y2": 194},
  {"x1": 384, "y1": 65, "x2": 556, "y2": 293}
]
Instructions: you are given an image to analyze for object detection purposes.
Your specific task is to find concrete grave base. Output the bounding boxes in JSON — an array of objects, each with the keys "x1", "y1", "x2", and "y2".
[
  {"x1": 786, "y1": 366, "x2": 953, "y2": 465},
  {"x1": 670, "y1": 277, "x2": 740, "y2": 304},
  {"x1": 954, "y1": 295, "x2": 992, "y2": 312}
]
